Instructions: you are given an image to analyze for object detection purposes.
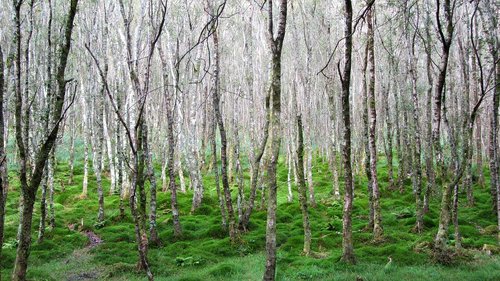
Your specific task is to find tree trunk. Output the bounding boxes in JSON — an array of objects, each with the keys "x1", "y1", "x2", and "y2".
[
  {"x1": 286, "y1": 141, "x2": 294, "y2": 202},
  {"x1": 12, "y1": 1, "x2": 78, "y2": 279},
  {"x1": 48, "y1": 151, "x2": 56, "y2": 229},
  {"x1": 339, "y1": 0, "x2": 356, "y2": 265},
  {"x1": 406, "y1": 2, "x2": 423, "y2": 233},
  {"x1": 143, "y1": 124, "x2": 160, "y2": 246},
  {"x1": 367, "y1": 4, "x2": 382, "y2": 239},
  {"x1": 212, "y1": 29, "x2": 237, "y2": 242},
  {"x1": 361, "y1": 41, "x2": 373, "y2": 230},
  {"x1": 116, "y1": 94, "x2": 125, "y2": 217},
  {"x1": 0, "y1": 46, "x2": 7, "y2": 278},
  {"x1": 68, "y1": 110, "x2": 75, "y2": 185},
  {"x1": 103, "y1": 105, "x2": 117, "y2": 194},
  {"x1": 433, "y1": 0, "x2": 455, "y2": 252},
  {"x1": 296, "y1": 115, "x2": 311, "y2": 256},
  {"x1": 82, "y1": 91, "x2": 90, "y2": 198},
  {"x1": 263, "y1": 1, "x2": 287, "y2": 279},
  {"x1": 93, "y1": 76, "x2": 105, "y2": 224},
  {"x1": 423, "y1": 10, "x2": 435, "y2": 213},
  {"x1": 158, "y1": 41, "x2": 182, "y2": 238}
]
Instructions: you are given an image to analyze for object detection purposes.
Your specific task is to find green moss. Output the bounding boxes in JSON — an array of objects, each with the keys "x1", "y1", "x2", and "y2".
[
  {"x1": 208, "y1": 263, "x2": 240, "y2": 277},
  {"x1": 1, "y1": 151, "x2": 499, "y2": 281}
]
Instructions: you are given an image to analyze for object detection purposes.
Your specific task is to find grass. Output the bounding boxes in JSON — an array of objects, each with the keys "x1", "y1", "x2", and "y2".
[{"x1": 1, "y1": 148, "x2": 499, "y2": 280}]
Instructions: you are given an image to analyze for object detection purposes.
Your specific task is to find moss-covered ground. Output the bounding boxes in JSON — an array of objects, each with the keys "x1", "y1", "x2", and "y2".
[{"x1": 1, "y1": 148, "x2": 499, "y2": 280}]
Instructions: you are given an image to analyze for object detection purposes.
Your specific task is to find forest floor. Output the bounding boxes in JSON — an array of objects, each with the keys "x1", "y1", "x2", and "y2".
[{"x1": 1, "y1": 154, "x2": 500, "y2": 280}]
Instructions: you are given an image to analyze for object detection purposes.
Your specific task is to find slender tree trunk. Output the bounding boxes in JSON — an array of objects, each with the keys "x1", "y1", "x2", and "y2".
[
  {"x1": 82, "y1": 91, "x2": 90, "y2": 198},
  {"x1": 306, "y1": 142, "x2": 316, "y2": 207},
  {"x1": 212, "y1": 29, "x2": 237, "y2": 242},
  {"x1": 296, "y1": 115, "x2": 311, "y2": 256},
  {"x1": 263, "y1": 1, "x2": 287, "y2": 279},
  {"x1": 158, "y1": 42, "x2": 182, "y2": 238},
  {"x1": 433, "y1": 0, "x2": 455, "y2": 252},
  {"x1": 239, "y1": 100, "x2": 269, "y2": 231},
  {"x1": 68, "y1": 111, "x2": 75, "y2": 185},
  {"x1": 38, "y1": 173, "x2": 48, "y2": 242},
  {"x1": 143, "y1": 124, "x2": 160, "y2": 246},
  {"x1": 93, "y1": 79, "x2": 105, "y2": 224},
  {"x1": 116, "y1": 95, "x2": 125, "y2": 217},
  {"x1": 339, "y1": 0, "x2": 356, "y2": 264},
  {"x1": 48, "y1": 151, "x2": 56, "y2": 229},
  {"x1": 367, "y1": 4, "x2": 382, "y2": 239},
  {"x1": 0, "y1": 46, "x2": 7, "y2": 277},
  {"x1": 12, "y1": 1, "x2": 78, "y2": 279},
  {"x1": 327, "y1": 78, "x2": 341, "y2": 200},
  {"x1": 188, "y1": 86, "x2": 205, "y2": 212},
  {"x1": 210, "y1": 105, "x2": 227, "y2": 229},
  {"x1": 488, "y1": 58, "x2": 499, "y2": 216},
  {"x1": 406, "y1": 3, "x2": 423, "y2": 233},
  {"x1": 233, "y1": 102, "x2": 246, "y2": 224},
  {"x1": 361, "y1": 42, "x2": 373, "y2": 230},
  {"x1": 423, "y1": 10, "x2": 435, "y2": 213},
  {"x1": 104, "y1": 106, "x2": 117, "y2": 194},
  {"x1": 286, "y1": 141, "x2": 294, "y2": 202},
  {"x1": 472, "y1": 43, "x2": 483, "y2": 191}
]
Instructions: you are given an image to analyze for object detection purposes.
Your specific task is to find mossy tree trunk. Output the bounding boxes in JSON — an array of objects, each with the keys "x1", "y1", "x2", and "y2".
[
  {"x1": 12, "y1": 1, "x2": 79, "y2": 280},
  {"x1": 433, "y1": 0, "x2": 455, "y2": 252},
  {"x1": 263, "y1": 1, "x2": 288, "y2": 279}
]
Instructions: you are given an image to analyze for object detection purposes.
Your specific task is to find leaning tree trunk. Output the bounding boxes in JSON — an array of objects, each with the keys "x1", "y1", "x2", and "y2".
[{"x1": 12, "y1": 1, "x2": 78, "y2": 279}]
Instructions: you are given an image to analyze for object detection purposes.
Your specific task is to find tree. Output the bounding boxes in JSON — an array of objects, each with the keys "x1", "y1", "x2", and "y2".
[
  {"x1": 0, "y1": 45, "x2": 7, "y2": 281},
  {"x1": 263, "y1": 0, "x2": 288, "y2": 279},
  {"x1": 11, "y1": 1, "x2": 79, "y2": 279},
  {"x1": 210, "y1": 19, "x2": 237, "y2": 241},
  {"x1": 339, "y1": 0, "x2": 356, "y2": 264},
  {"x1": 366, "y1": 2, "x2": 382, "y2": 239},
  {"x1": 433, "y1": 0, "x2": 456, "y2": 252},
  {"x1": 295, "y1": 115, "x2": 312, "y2": 256}
]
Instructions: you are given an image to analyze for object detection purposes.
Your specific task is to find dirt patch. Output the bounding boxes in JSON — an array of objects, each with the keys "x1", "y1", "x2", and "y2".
[{"x1": 83, "y1": 230, "x2": 103, "y2": 248}]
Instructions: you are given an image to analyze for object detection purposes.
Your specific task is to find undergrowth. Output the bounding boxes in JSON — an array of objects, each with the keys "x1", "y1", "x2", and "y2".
[{"x1": 1, "y1": 148, "x2": 499, "y2": 280}]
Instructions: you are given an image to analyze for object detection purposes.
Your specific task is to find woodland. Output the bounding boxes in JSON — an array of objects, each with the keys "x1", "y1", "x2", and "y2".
[{"x1": 0, "y1": 0, "x2": 499, "y2": 280}]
